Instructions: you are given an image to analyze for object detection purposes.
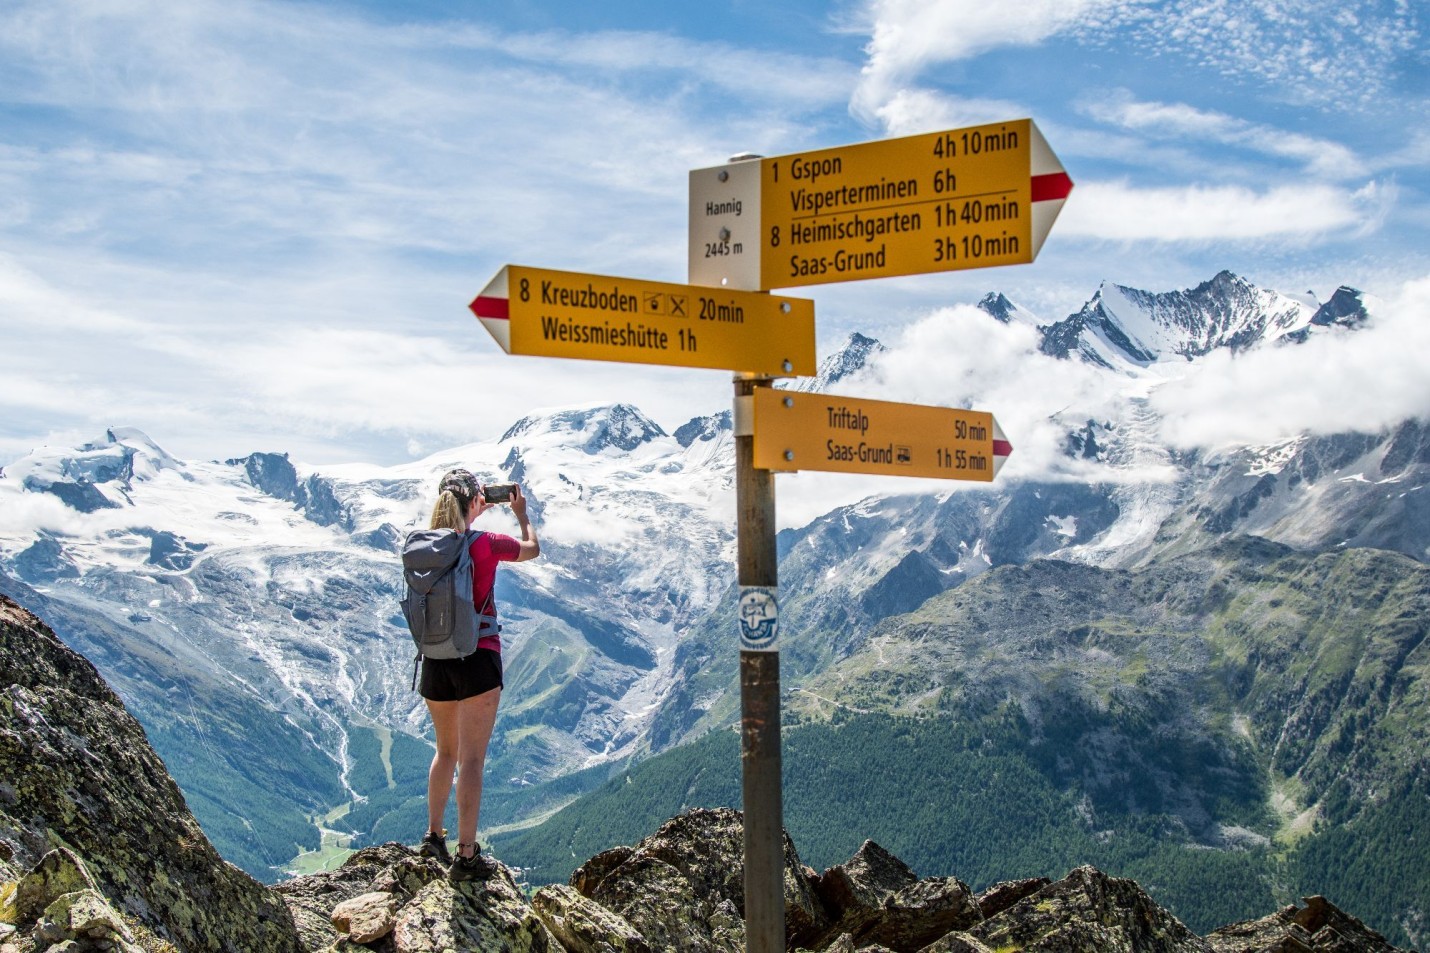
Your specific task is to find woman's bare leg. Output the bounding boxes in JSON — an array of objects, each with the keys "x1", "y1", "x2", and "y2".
[
  {"x1": 454, "y1": 688, "x2": 502, "y2": 855},
  {"x1": 425, "y1": 698, "x2": 459, "y2": 833}
]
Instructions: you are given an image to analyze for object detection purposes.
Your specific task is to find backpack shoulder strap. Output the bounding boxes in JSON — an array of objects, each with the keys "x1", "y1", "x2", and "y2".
[{"x1": 465, "y1": 531, "x2": 496, "y2": 617}]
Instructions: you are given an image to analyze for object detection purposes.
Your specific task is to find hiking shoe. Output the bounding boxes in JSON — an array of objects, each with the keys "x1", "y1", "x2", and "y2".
[
  {"x1": 448, "y1": 847, "x2": 498, "y2": 882},
  {"x1": 418, "y1": 830, "x2": 451, "y2": 865}
]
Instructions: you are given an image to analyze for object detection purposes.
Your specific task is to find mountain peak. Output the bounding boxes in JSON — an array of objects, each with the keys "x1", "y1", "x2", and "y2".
[
  {"x1": 1311, "y1": 286, "x2": 1370, "y2": 330},
  {"x1": 977, "y1": 291, "x2": 1041, "y2": 327},
  {"x1": 789, "y1": 332, "x2": 887, "y2": 393},
  {"x1": 674, "y1": 410, "x2": 732, "y2": 449},
  {"x1": 500, "y1": 402, "x2": 667, "y2": 454},
  {"x1": 1039, "y1": 271, "x2": 1319, "y2": 369},
  {"x1": 0, "y1": 428, "x2": 182, "y2": 512}
]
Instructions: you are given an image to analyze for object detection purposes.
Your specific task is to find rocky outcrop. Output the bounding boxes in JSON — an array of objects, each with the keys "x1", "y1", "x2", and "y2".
[
  {"x1": 1207, "y1": 895, "x2": 1405, "y2": 953},
  {"x1": 269, "y1": 829, "x2": 1412, "y2": 953},
  {"x1": 1, "y1": 593, "x2": 1414, "y2": 953},
  {"x1": 566, "y1": 807, "x2": 827, "y2": 952},
  {"x1": 0, "y1": 594, "x2": 301, "y2": 952},
  {"x1": 807, "y1": 840, "x2": 981, "y2": 951},
  {"x1": 964, "y1": 865, "x2": 1211, "y2": 953}
]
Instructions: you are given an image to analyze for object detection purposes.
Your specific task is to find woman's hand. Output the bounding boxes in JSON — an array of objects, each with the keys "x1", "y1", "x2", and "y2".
[
  {"x1": 471, "y1": 494, "x2": 494, "y2": 521},
  {"x1": 509, "y1": 485, "x2": 540, "y2": 561}
]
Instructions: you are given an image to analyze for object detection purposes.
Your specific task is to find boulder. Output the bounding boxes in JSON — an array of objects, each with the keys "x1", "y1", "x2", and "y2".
[
  {"x1": 968, "y1": 865, "x2": 1211, "y2": 953},
  {"x1": 531, "y1": 882, "x2": 650, "y2": 953},
  {"x1": 975, "y1": 877, "x2": 1051, "y2": 920},
  {"x1": 276, "y1": 842, "x2": 441, "y2": 951},
  {"x1": 810, "y1": 841, "x2": 982, "y2": 951},
  {"x1": 569, "y1": 807, "x2": 828, "y2": 953},
  {"x1": 33, "y1": 887, "x2": 141, "y2": 951},
  {"x1": 387, "y1": 865, "x2": 561, "y2": 952},
  {"x1": 330, "y1": 890, "x2": 403, "y2": 944}
]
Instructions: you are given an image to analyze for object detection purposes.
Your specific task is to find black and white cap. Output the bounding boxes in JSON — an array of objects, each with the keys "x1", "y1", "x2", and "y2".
[{"x1": 438, "y1": 468, "x2": 481, "y2": 502}]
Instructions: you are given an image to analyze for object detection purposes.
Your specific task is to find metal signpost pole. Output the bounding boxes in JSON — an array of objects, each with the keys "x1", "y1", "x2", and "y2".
[{"x1": 734, "y1": 372, "x2": 783, "y2": 953}]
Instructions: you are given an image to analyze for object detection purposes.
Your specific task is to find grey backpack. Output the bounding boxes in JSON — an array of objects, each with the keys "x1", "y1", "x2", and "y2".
[{"x1": 400, "y1": 529, "x2": 498, "y2": 678}]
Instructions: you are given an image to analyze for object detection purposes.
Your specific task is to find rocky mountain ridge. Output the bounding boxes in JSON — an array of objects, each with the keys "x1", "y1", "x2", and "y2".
[
  {"x1": 1031, "y1": 270, "x2": 1363, "y2": 369},
  {"x1": 0, "y1": 594, "x2": 1412, "y2": 951}
]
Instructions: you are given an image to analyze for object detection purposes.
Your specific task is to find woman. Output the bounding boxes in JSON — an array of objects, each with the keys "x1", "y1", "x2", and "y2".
[{"x1": 416, "y1": 468, "x2": 539, "y2": 880}]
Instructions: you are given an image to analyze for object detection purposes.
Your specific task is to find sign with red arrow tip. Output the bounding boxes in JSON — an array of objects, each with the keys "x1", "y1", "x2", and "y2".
[
  {"x1": 751, "y1": 389, "x2": 1012, "y2": 481},
  {"x1": 690, "y1": 118, "x2": 1073, "y2": 290}
]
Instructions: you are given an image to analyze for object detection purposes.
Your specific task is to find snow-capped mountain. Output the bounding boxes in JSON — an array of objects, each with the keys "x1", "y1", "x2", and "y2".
[
  {"x1": 976, "y1": 291, "x2": 1041, "y2": 326},
  {"x1": 1037, "y1": 270, "x2": 1335, "y2": 369},
  {"x1": 1, "y1": 270, "x2": 1422, "y2": 881},
  {"x1": 0, "y1": 404, "x2": 742, "y2": 876},
  {"x1": 787, "y1": 331, "x2": 888, "y2": 393}
]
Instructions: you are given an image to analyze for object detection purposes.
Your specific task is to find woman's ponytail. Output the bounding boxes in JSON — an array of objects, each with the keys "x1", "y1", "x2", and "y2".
[
  {"x1": 430, "y1": 467, "x2": 482, "y2": 532},
  {"x1": 429, "y1": 490, "x2": 467, "y2": 532}
]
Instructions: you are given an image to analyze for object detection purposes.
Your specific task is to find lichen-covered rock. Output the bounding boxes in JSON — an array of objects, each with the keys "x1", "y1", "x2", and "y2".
[
  {"x1": 329, "y1": 890, "x2": 402, "y2": 944},
  {"x1": 34, "y1": 887, "x2": 142, "y2": 951},
  {"x1": 815, "y1": 840, "x2": 918, "y2": 918},
  {"x1": 530, "y1": 882, "x2": 649, "y2": 953},
  {"x1": 968, "y1": 865, "x2": 1211, "y2": 953},
  {"x1": 0, "y1": 596, "x2": 301, "y2": 953},
  {"x1": 916, "y1": 931, "x2": 995, "y2": 953},
  {"x1": 572, "y1": 807, "x2": 827, "y2": 953},
  {"x1": 810, "y1": 936, "x2": 898, "y2": 953},
  {"x1": 590, "y1": 853, "x2": 737, "y2": 951},
  {"x1": 13, "y1": 849, "x2": 97, "y2": 925},
  {"x1": 275, "y1": 842, "x2": 440, "y2": 951},
  {"x1": 810, "y1": 840, "x2": 982, "y2": 951},
  {"x1": 1206, "y1": 895, "x2": 1408, "y2": 953},
  {"x1": 861, "y1": 876, "x2": 982, "y2": 951},
  {"x1": 386, "y1": 865, "x2": 560, "y2": 952},
  {"x1": 2, "y1": 853, "x2": 175, "y2": 952},
  {"x1": 570, "y1": 847, "x2": 635, "y2": 899},
  {"x1": 975, "y1": 877, "x2": 1051, "y2": 920},
  {"x1": 280, "y1": 844, "x2": 561, "y2": 953}
]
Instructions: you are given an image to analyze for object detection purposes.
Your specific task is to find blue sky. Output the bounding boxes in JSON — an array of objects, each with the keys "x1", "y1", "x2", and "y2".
[{"x1": 1, "y1": 0, "x2": 1426, "y2": 467}]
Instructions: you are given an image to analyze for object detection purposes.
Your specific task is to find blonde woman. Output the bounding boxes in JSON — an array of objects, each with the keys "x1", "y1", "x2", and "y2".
[{"x1": 416, "y1": 468, "x2": 539, "y2": 880}]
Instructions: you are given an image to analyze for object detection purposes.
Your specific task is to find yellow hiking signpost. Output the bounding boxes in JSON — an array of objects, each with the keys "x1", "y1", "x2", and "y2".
[
  {"x1": 689, "y1": 118, "x2": 1073, "y2": 290},
  {"x1": 470, "y1": 264, "x2": 816, "y2": 377},
  {"x1": 469, "y1": 117, "x2": 1071, "y2": 953},
  {"x1": 693, "y1": 119, "x2": 1072, "y2": 953},
  {"x1": 751, "y1": 389, "x2": 1011, "y2": 481}
]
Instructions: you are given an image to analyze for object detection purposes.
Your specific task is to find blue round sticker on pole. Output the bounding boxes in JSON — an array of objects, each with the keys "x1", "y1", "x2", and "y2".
[{"x1": 738, "y1": 586, "x2": 779, "y2": 651}]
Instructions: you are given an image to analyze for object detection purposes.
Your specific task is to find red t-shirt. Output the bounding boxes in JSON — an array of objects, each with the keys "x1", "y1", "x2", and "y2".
[{"x1": 470, "y1": 531, "x2": 521, "y2": 652}]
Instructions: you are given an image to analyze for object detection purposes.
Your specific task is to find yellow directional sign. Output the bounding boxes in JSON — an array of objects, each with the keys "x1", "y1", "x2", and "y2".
[
  {"x1": 470, "y1": 265, "x2": 816, "y2": 377},
  {"x1": 689, "y1": 118, "x2": 1073, "y2": 291},
  {"x1": 752, "y1": 389, "x2": 1012, "y2": 481}
]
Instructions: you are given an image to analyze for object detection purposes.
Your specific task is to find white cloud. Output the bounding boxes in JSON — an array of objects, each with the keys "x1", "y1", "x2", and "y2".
[
  {"x1": 1059, "y1": 180, "x2": 1393, "y2": 242},
  {"x1": 771, "y1": 303, "x2": 1147, "y2": 527},
  {"x1": 852, "y1": 0, "x2": 1423, "y2": 131},
  {"x1": 0, "y1": 488, "x2": 93, "y2": 541},
  {"x1": 432, "y1": 26, "x2": 856, "y2": 106},
  {"x1": 1079, "y1": 93, "x2": 1368, "y2": 179},
  {"x1": 1151, "y1": 275, "x2": 1430, "y2": 450},
  {"x1": 0, "y1": 0, "x2": 856, "y2": 465},
  {"x1": 859, "y1": 88, "x2": 1030, "y2": 138},
  {"x1": 852, "y1": 0, "x2": 1135, "y2": 126},
  {"x1": 1116, "y1": 0, "x2": 1422, "y2": 108},
  {"x1": 0, "y1": 0, "x2": 846, "y2": 274}
]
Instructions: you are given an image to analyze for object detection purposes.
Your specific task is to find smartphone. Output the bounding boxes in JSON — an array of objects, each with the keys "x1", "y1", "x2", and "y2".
[{"x1": 483, "y1": 483, "x2": 515, "y2": 504}]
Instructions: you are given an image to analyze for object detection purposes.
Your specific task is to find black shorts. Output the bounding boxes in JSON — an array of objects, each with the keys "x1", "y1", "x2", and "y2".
[{"x1": 418, "y1": 649, "x2": 503, "y2": 702}]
